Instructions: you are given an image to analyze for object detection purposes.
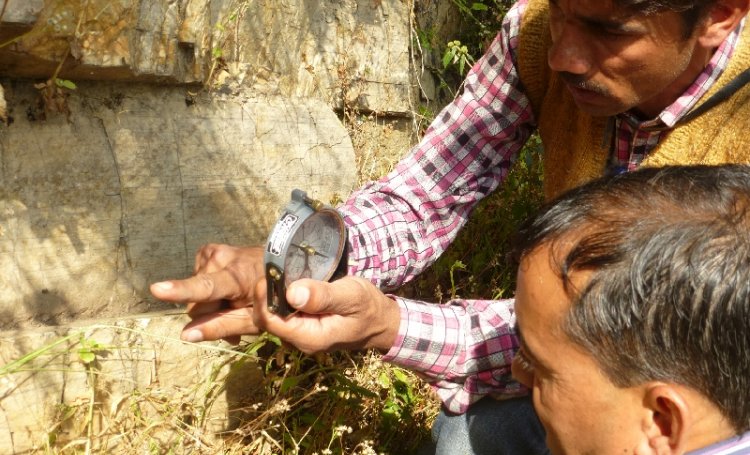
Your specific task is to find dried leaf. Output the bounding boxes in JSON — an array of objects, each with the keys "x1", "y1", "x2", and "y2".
[{"x1": 0, "y1": 83, "x2": 6, "y2": 125}]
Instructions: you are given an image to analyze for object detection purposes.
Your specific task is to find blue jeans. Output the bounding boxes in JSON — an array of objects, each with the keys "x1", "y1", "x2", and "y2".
[{"x1": 421, "y1": 396, "x2": 550, "y2": 455}]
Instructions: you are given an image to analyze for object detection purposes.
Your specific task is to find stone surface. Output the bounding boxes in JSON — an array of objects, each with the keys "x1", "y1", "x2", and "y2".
[
  {"x1": 1, "y1": 0, "x2": 44, "y2": 25},
  {"x1": 0, "y1": 81, "x2": 356, "y2": 330},
  {"x1": 0, "y1": 0, "x2": 413, "y2": 114}
]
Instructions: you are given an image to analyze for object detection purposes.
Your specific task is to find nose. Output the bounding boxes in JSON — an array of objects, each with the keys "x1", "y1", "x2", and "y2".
[{"x1": 547, "y1": 22, "x2": 592, "y2": 76}]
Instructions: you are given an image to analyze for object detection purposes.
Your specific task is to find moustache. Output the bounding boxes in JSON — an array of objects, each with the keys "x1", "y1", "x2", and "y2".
[{"x1": 559, "y1": 72, "x2": 609, "y2": 97}]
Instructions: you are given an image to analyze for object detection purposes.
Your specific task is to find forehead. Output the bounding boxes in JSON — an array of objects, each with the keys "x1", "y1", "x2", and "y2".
[
  {"x1": 515, "y1": 247, "x2": 570, "y2": 341},
  {"x1": 515, "y1": 245, "x2": 601, "y2": 373}
]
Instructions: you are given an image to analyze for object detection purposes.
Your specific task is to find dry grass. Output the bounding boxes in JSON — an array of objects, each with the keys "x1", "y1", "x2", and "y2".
[{"x1": 2, "y1": 330, "x2": 438, "y2": 454}]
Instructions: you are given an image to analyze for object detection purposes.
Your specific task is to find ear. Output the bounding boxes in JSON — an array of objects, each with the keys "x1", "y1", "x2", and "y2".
[
  {"x1": 642, "y1": 384, "x2": 690, "y2": 454},
  {"x1": 697, "y1": 0, "x2": 750, "y2": 48}
]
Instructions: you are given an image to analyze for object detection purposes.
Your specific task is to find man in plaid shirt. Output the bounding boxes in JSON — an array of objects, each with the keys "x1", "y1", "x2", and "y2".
[{"x1": 153, "y1": 0, "x2": 750, "y2": 453}]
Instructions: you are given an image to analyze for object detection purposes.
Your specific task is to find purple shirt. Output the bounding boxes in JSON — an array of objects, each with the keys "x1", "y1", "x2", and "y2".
[
  {"x1": 340, "y1": 0, "x2": 743, "y2": 414},
  {"x1": 688, "y1": 432, "x2": 750, "y2": 455}
]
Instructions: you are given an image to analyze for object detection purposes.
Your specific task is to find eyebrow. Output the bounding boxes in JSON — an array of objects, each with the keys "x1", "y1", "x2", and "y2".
[
  {"x1": 582, "y1": 16, "x2": 642, "y2": 34},
  {"x1": 515, "y1": 326, "x2": 544, "y2": 367}
]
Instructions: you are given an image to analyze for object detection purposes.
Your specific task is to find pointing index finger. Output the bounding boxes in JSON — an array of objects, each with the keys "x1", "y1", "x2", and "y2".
[{"x1": 150, "y1": 270, "x2": 250, "y2": 304}]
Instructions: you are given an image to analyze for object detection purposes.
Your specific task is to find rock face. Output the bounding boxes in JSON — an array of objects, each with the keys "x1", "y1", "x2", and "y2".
[
  {"x1": 0, "y1": 0, "x2": 412, "y2": 114},
  {"x1": 0, "y1": 82, "x2": 356, "y2": 329},
  {"x1": 0, "y1": 0, "x2": 421, "y2": 330}
]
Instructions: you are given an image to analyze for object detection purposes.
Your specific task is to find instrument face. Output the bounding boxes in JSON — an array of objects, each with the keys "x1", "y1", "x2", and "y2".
[{"x1": 264, "y1": 190, "x2": 346, "y2": 316}]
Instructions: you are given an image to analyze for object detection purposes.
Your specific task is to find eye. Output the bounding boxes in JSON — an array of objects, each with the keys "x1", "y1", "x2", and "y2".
[
  {"x1": 515, "y1": 347, "x2": 535, "y2": 374},
  {"x1": 592, "y1": 25, "x2": 631, "y2": 38}
]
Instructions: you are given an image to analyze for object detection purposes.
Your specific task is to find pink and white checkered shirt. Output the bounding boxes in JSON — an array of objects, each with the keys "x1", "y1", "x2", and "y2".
[{"x1": 340, "y1": 0, "x2": 743, "y2": 414}]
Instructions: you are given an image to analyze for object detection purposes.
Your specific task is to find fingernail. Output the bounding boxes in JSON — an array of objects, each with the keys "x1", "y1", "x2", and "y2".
[
  {"x1": 153, "y1": 281, "x2": 173, "y2": 291},
  {"x1": 289, "y1": 285, "x2": 310, "y2": 309},
  {"x1": 182, "y1": 329, "x2": 204, "y2": 343}
]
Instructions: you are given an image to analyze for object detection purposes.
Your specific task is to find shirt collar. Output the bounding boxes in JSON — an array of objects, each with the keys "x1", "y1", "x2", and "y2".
[{"x1": 687, "y1": 430, "x2": 750, "y2": 455}]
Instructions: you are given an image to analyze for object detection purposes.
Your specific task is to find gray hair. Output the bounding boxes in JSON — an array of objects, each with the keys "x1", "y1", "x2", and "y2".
[{"x1": 513, "y1": 164, "x2": 750, "y2": 432}]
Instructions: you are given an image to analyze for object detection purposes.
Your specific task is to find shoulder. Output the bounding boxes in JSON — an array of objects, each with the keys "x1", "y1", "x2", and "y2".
[{"x1": 517, "y1": 0, "x2": 553, "y2": 112}]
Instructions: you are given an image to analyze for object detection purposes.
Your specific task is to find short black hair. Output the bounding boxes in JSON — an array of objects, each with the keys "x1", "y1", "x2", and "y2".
[{"x1": 513, "y1": 164, "x2": 750, "y2": 432}]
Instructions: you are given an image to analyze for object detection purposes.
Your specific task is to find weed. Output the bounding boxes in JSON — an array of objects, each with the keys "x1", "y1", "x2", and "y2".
[
  {"x1": 205, "y1": 0, "x2": 251, "y2": 89},
  {"x1": 449, "y1": 0, "x2": 514, "y2": 54},
  {"x1": 423, "y1": 1, "x2": 513, "y2": 82},
  {"x1": 2, "y1": 327, "x2": 437, "y2": 454},
  {"x1": 442, "y1": 40, "x2": 475, "y2": 76}
]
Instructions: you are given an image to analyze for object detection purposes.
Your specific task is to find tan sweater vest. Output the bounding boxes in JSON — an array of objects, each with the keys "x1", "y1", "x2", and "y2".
[{"x1": 518, "y1": 0, "x2": 750, "y2": 199}]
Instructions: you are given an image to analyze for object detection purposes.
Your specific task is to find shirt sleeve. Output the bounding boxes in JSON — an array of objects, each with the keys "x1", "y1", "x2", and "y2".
[
  {"x1": 383, "y1": 297, "x2": 527, "y2": 414},
  {"x1": 339, "y1": 0, "x2": 535, "y2": 291},
  {"x1": 337, "y1": 1, "x2": 532, "y2": 412}
]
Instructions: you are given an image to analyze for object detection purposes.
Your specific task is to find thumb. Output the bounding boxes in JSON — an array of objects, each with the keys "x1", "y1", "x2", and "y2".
[
  {"x1": 269, "y1": 277, "x2": 400, "y2": 353},
  {"x1": 286, "y1": 278, "x2": 363, "y2": 315}
]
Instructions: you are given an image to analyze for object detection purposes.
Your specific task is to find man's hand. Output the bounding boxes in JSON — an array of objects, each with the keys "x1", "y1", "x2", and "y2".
[
  {"x1": 150, "y1": 243, "x2": 401, "y2": 354},
  {"x1": 256, "y1": 277, "x2": 401, "y2": 354},
  {"x1": 150, "y1": 244, "x2": 265, "y2": 343}
]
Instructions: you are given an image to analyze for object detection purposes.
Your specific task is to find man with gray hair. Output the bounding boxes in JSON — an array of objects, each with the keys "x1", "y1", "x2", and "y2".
[{"x1": 509, "y1": 164, "x2": 750, "y2": 454}]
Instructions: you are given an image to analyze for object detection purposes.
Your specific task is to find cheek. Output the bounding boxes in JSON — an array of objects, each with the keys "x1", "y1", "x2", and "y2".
[{"x1": 595, "y1": 45, "x2": 691, "y2": 99}]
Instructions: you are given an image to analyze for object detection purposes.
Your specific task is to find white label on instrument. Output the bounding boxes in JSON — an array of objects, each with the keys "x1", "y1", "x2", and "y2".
[{"x1": 267, "y1": 213, "x2": 299, "y2": 256}]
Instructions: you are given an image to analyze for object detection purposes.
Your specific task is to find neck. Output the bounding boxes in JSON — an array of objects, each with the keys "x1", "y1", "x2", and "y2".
[{"x1": 683, "y1": 391, "x2": 737, "y2": 453}]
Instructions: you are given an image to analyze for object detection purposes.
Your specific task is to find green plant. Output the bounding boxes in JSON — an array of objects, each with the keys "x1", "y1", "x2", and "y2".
[
  {"x1": 76, "y1": 334, "x2": 106, "y2": 365},
  {"x1": 442, "y1": 40, "x2": 475, "y2": 75},
  {"x1": 433, "y1": 0, "x2": 513, "y2": 82},
  {"x1": 0, "y1": 3, "x2": 87, "y2": 120},
  {"x1": 205, "y1": 0, "x2": 251, "y2": 88},
  {"x1": 449, "y1": 260, "x2": 468, "y2": 299},
  {"x1": 450, "y1": 0, "x2": 514, "y2": 51},
  {"x1": 228, "y1": 337, "x2": 436, "y2": 454},
  {"x1": 379, "y1": 367, "x2": 417, "y2": 428}
]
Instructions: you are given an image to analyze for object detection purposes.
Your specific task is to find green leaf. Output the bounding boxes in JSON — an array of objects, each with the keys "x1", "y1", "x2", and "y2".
[
  {"x1": 382, "y1": 402, "x2": 400, "y2": 416},
  {"x1": 471, "y1": 3, "x2": 489, "y2": 10},
  {"x1": 78, "y1": 350, "x2": 95, "y2": 364},
  {"x1": 392, "y1": 368, "x2": 411, "y2": 384},
  {"x1": 280, "y1": 375, "x2": 301, "y2": 394},
  {"x1": 263, "y1": 333, "x2": 282, "y2": 346},
  {"x1": 332, "y1": 373, "x2": 379, "y2": 398},
  {"x1": 212, "y1": 47, "x2": 223, "y2": 58},
  {"x1": 442, "y1": 49, "x2": 454, "y2": 69},
  {"x1": 55, "y1": 79, "x2": 77, "y2": 90}
]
